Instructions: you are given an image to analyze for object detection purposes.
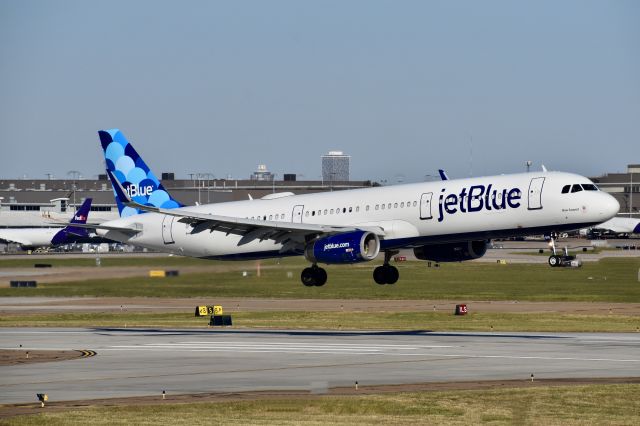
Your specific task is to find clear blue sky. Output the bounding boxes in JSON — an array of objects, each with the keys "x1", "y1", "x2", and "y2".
[{"x1": 1, "y1": 0, "x2": 638, "y2": 182}]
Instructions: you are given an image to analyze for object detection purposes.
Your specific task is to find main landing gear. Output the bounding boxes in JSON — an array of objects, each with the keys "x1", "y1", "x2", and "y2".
[
  {"x1": 301, "y1": 265, "x2": 327, "y2": 287},
  {"x1": 373, "y1": 251, "x2": 399, "y2": 285},
  {"x1": 300, "y1": 251, "x2": 401, "y2": 287}
]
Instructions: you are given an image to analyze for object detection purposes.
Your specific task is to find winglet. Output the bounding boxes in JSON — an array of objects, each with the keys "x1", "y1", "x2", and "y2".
[{"x1": 438, "y1": 169, "x2": 449, "y2": 181}]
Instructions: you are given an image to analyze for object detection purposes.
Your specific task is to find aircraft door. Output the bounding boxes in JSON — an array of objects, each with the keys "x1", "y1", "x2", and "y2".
[
  {"x1": 162, "y1": 215, "x2": 175, "y2": 244},
  {"x1": 420, "y1": 192, "x2": 433, "y2": 220},
  {"x1": 292, "y1": 205, "x2": 304, "y2": 223},
  {"x1": 527, "y1": 177, "x2": 545, "y2": 210}
]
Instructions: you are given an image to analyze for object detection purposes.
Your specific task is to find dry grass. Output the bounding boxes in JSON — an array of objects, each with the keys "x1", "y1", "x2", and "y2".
[
  {"x1": 3, "y1": 384, "x2": 639, "y2": 425},
  {"x1": 1, "y1": 310, "x2": 639, "y2": 332}
]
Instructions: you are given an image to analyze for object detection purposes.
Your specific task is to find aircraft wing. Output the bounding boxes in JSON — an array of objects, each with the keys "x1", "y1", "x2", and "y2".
[
  {"x1": 107, "y1": 172, "x2": 384, "y2": 251},
  {"x1": 52, "y1": 222, "x2": 142, "y2": 236},
  {"x1": 149, "y1": 204, "x2": 384, "y2": 247}
]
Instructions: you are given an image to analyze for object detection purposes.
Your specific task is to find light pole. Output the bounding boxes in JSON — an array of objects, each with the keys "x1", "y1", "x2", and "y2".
[
  {"x1": 67, "y1": 170, "x2": 82, "y2": 212},
  {"x1": 630, "y1": 170, "x2": 634, "y2": 217},
  {"x1": 202, "y1": 173, "x2": 215, "y2": 203}
]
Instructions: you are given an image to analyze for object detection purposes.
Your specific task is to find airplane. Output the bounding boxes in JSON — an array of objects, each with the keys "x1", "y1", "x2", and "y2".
[
  {"x1": 88, "y1": 129, "x2": 620, "y2": 285},
  {"x1": 0, "y1": 198, "x2": 94, "y2": 250},
  {"x1": 583, "y1": 217, "x2": 640, "y2": 238}
]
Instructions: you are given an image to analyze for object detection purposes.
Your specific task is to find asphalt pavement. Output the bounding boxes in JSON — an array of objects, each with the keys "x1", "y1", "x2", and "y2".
[{"x1": 1, "y1": 327, "x2": 639, "y2": 404}]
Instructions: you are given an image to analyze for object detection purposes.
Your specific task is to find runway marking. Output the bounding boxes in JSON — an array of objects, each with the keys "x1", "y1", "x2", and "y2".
[
  {"x1": 77, "y1": 349, "x2": 97, "y2": 358},
  {"x1": 180, "y1": 341, "x2": 456, "y2": 348},
  {"x1": 102, "y1": 342, "x2": 640, "y2": 363}
]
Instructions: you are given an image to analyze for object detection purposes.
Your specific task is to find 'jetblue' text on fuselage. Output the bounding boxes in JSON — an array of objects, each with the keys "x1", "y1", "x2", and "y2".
[{"x1": 437, "y1": 184, "x2": 522, "y2": 222}]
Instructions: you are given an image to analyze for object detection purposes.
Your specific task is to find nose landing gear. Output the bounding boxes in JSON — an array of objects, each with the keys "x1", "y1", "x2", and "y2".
[{"x1": 547, "y1": 233, "x2": 577, "y2": 267}]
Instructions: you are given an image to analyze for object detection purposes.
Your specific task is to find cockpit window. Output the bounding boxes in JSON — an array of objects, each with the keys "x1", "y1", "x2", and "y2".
[
  {"x1": 571, "y1": 184, "x2": 583, "y2": 193},
  {"x1": 561, "y1": 185, "x2": 570, "y2": 194},
  {"x1": 581, "y1": 184, "x2": 598, "y2": 191}
]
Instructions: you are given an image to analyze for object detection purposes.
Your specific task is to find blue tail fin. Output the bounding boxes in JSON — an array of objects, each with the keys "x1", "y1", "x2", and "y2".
[
  {"x1": 51, "y1": 198, "x2": 92, "y2": 245},
  {"x1": 98, "y1": 129, "x2": 183, "y2": 217}
]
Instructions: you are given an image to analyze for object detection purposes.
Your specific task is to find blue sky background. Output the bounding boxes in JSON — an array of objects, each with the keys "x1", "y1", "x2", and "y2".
[{"x1": 1, "y1": 0, "x2": 638, "y2": 182}]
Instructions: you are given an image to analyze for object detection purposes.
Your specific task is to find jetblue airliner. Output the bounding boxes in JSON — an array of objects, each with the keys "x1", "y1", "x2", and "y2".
[{"x1": 91, "y1": 129, "x2": 619, "y2": 286}]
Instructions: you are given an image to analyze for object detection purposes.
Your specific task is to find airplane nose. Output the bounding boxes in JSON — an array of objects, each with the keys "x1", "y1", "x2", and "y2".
[{"x1": 601, "y1": 192, "x2": 620, "y2": 219}]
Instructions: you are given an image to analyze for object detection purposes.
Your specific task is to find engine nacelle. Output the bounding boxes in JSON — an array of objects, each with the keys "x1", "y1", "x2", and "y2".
[
  {"x1": 413, "y1": 240, "x2": 488, "y2": 262},
  {"x1": 304, "y1": 230, "x2": 380, "y2": 264}
]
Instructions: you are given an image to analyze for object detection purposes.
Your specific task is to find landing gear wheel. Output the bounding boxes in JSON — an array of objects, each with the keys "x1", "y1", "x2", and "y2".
[
  {"x1": 373, "y1": 266, "x2": 387, "y2": 285},
  {"x1": 386, "y1": 265, "x2": 399, "y2": 285},
  {"x1": 301, "y1": 266, "x2": 327, "y2": 287},
  {"x1": 314, "y1": 267, "x2": 327, "y2": 287},
  {"x1": 548, "y1": 255, "x2": 560, "y2": 267},
  {"x1": 373, "y1": 265, "x2": 400, "y2": 285},
  {"x1": 301, "y1": 267, "x2": 316, "y2": 286}
]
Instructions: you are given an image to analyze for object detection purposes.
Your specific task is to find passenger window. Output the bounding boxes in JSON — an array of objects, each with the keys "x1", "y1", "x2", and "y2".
[
  {"x1": 571, "y1": 184, "x2": 582, "y2": 193},
  {"x1": 582, "y1": 184, "x2": 598, "y2": 191},
  {"x1": 316, "y1": 210, "x2": 320, "y2": 216},
  {"x1": 394, "y1": 203, "x2": 398, "y2": 208},
  {"x1": 324, "y1": 209, "x2": 328, "y2": 215},
  {"x1": 413, "y1": 201, "x2": 417, "y2": 207},
  {"x1": 263, "y1": 216, "x2": 267, "y2": 220},
  {"x1": 343, "y1": 208, "x2": 346, "y2": 213},
  {"x1": 348, "y1": 207, "x2": 352, "y2": 213},
  {"x1": 269, "y1": 215, "x2": 273, "y2": 220},
  {"x1": 356, "y1": 206, "x2": 360, "y2": 212},
  {"x1": 381, "y1": 204, "x2": 385, "y2": 210},
  {"x1": 330, "y1": 209, "x2": 334, "y2": 214},
  {"x1": 305, "y1": 211, "x2": 309, "y2": 217},
  {"x1": 400, "y1": 202, "x2": 404, "y2": 208},
  {"x1": 375, "y1": 205, "x2": 379, "y2": 210},
  {"x1": 366, "y1": 205, "x2": 370, "y2": 211}
]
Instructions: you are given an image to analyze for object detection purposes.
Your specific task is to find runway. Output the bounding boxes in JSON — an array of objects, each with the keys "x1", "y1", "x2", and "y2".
[{"x1": 1, "y1": 328, "x2": 639, "y2": 404}]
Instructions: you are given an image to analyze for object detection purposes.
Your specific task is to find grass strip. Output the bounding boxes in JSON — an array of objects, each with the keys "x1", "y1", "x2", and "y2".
[
  {"x1": 1, "y1": 258, "x2": 639, "y2": 302},
  {"x1": 3, "y1": 384, "x2": 639, "y2": 425},
  {"x1": 1, "y1": 311, "x2": 639, "y2": 332}
]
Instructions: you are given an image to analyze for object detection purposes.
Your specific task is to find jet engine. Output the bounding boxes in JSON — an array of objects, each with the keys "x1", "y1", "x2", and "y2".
[
  {"x1": 304, "y1": 230, "x2": 380, "y2": 264},
  {"x1": 413, "y1": 240, "x2": 488, "y2": 262}
]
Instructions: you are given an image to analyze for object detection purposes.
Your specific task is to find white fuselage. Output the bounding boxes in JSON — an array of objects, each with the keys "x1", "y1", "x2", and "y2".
[
  {"x1": 98, "y1": 171, "x2": 619, "y2": 260},
  {"x1": 0, "y1": 228, "x2": 62, "y2": 248}
]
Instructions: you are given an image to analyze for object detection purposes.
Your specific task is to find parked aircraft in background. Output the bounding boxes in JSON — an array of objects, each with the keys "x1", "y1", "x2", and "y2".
[
  {"x1": 0, "y1": 198, "x2": 94, "y2": 250},
  {"x1": 583, "y1": 217, "x2": 640, "y2": 238},
  {"x1": 86, "y1": 129, "x2": 619, "y2": 286}
]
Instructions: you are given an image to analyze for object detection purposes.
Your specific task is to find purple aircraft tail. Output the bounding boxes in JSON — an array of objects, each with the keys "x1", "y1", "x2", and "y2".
[{"x1": 51, "y1": 198, "x2": 92, "y2": 245}]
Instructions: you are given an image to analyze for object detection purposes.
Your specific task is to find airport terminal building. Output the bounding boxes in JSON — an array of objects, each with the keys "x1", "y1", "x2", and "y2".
[{"x1": 0, "y1": 174, "x2": 375, "y2": 228}]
